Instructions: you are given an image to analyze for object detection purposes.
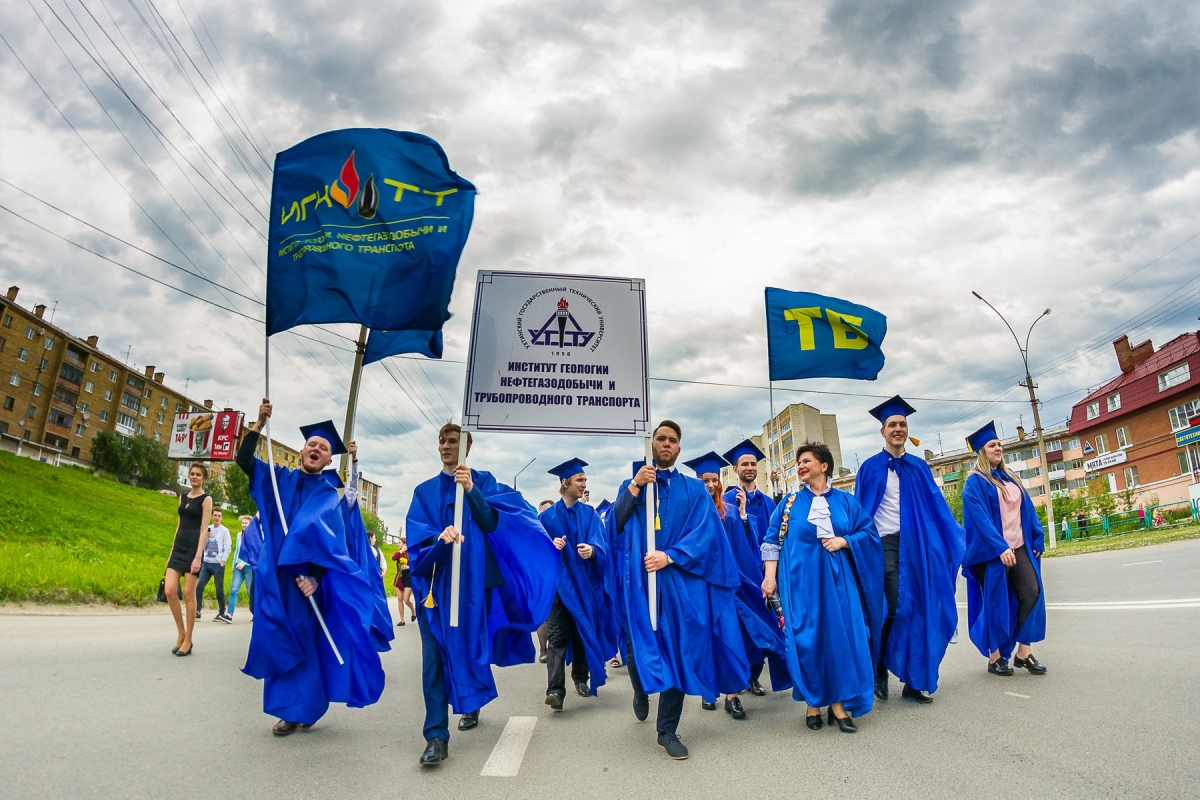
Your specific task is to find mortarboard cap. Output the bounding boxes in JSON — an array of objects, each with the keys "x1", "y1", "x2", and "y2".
[
  {"x1": 683, "y1": 451, "x2": 729, "y2": 478},
  {"x1": 320, "y1": 469, "x2": 345, "y2": 489},
  {"x1": 299, "y1": 420, "x2": 347, "y2": 456},
  {"x1": 631, "y1": 459, "x2": 647, "y2": 478},
  {"x1": 966, "y1": 421, "x2": 1000, "y2": 453},
  {"x1": 722, "y1": 438, "x2": 766, "y2": 466},
  {"x1": 596, "y1": 499, "x2": 612, "y2": 514},
  {"x1": 547, "y1": 457, "x2": 588, "y2": 481},
  {"x1": 869, "y1": 395, "x2": 917, "y2": 424}
]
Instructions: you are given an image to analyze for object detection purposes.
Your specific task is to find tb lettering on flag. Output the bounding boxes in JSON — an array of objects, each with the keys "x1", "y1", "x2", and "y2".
[{"x1": 765, "y1": 289, "x2": 887, "y2": 381}]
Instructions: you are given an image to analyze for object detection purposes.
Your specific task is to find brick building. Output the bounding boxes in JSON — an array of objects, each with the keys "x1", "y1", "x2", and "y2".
[
  {"x1": 1066, "y1": 331, "x2": 1200, "y2": 506},
  {"x1": 718, "y1": 403, "x2": 842, "y2": 495},
  {"x1": 0, "y1": 285, "x2": 381, "y2": 515}
]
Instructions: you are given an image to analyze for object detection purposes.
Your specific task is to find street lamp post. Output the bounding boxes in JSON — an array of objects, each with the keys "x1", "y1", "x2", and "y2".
[
  {"x1": 512, "y1": 457, "x2": 536, "y2": 490},
  {"x1": 972, "y1": 292, "x2": 1057, "y2": 549}
]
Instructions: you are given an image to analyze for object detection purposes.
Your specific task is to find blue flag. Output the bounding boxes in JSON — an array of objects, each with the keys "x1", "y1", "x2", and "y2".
[
  {"x1": 765, "y1": 288, "x2": 887, "y2": 381},
  {"x1": 363, "y1": 328, "x2": 442, "y2": 364},
  {"x1": 266, "y1": 129, "x2": 476, "y2": 336}
]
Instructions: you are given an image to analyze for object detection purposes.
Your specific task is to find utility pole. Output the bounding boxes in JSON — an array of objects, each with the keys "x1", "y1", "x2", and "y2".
[
  {"x1": 513, "y1": 457, "x2": 536, "y2": 489},
  {"x1": 973, "y1": 292, "x2": 1057, "y2": 549}
]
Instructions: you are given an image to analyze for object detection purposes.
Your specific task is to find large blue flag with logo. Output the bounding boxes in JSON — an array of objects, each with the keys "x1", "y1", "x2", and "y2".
[
  {"x1": 266, "y1": 129, "x2": 476, "y2": 338},
  {"x1": 765, "y1": 288, "x2": 887, "y2": 381}
]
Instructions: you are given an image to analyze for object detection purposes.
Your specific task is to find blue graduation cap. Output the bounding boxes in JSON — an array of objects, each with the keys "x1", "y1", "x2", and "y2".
[
  {"x1": 869, "y1": 395, "x2": 917, "y2": 424},
  {"x1": 548, "y1": 457, "x2": 588, "y2": 481},
  {"x1": 683, "y1": 451, "x2": 729, "y2": 478},
  {"x1": 298, "y1": 420, "x2": 347, "y2": 456},
  {"x1": 596, "y1": 499, "x2": 612, "y2": 515},
  {"x1": 966, "y1": 421, "x2": 1000, "y2": 453},
  {"x1": 320, "y1": 469, "x2": 345, "y2": 489},
  {"x1": 722, "y1": 438, "x2": 766, "y2": 466},
  {"x1": 631, "y1": 459, "x2": 648, "y2": 477}
]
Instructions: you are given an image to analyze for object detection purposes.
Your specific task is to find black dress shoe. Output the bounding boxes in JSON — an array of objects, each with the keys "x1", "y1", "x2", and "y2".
[
  {"x1": 633, "y1": 693, "x2": 649, "y2": 721},
  {"x1": 988, "y1": 657, "x2": 1014, "y2": 676},
  {"x1": 171, "y1": 646, "x2": 180, "y2": 654},
  {"x1": 574, "y1": 680, "x2": 590, "y2": 697},
  {"x1": 805, "y1": 711, "x2": 824, "y2": 731},
  {"x1": 1013, "y1": 654, "x2": 1047, "y2": 675},
  {"x1": 874, "y1": 666, "x2": 889, "y2": 701},
  {"x1": 545, "y1": 693, "x2": 563, "y2": 711},
  {"x1": 657, "y1": 732, "x2": 688, "y2": 760},
  {"x1": 419, "y1": 738, "x2": 448, "y2": 766},
  {"x1": 458, "y1": 711, "x2": 479, "y2": 730},
  {"x1": 298, "y1": 723, "x2": 314, "y2": 731},
  {"x1": 272, "y1": 720, "x2": 298, "y2": 736},
  {"x1": 827, "y1": 707, "x2": 857, "y2": 734},
  {"x1": 901, "y1": 685, "x2": 933, "y2": 704},
  {"x1": 748, "y1": 678, "x2": 766, "y2": 697},
  {"x1": 701, "y1": 700, "x2": 717, "y2": 711},
  {"x1": 725, "y1": 697, "x2": 746, "y2": 719}
]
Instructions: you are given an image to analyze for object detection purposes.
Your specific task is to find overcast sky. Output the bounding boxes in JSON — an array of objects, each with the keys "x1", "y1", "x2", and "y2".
[{"x1": 2, "y1": 0, "x2": 1198, "y2": 533}]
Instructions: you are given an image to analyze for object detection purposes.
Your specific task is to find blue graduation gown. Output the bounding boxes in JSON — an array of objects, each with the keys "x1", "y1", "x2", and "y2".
[
  {"x1": 603, "y1": 510, "x2": 628, "y2": 664},
  {"x1": 406, "y1": 470, "x2": 559, "y2": 714},
  {"x1": 615, "y1": 472, "x2": 749, "y2": 698},
  {"x1": 722, "y1": 487, "x2": 776, "y2": 547},
  {"x1": 765, "y1": 487, "x2": 885, "y2": 714},
  {"x1": 540, "y1": 500, "x2": 617, "y2": 694},
  {"x1": 962, "y1": 472, "x2": 1047, "y2": 659},
  {"x1": 341, "y1": 499, "x2": 396, "y2": 654},
  {"x1": 242, "y1": 462, "x2": 385, "y2": 724},
  {"x1": 856, "y1": 451, "x2": 965, "y2": 693},
  {"x1": 239, "y1": 516, "x2": 264, "y2": 569}
]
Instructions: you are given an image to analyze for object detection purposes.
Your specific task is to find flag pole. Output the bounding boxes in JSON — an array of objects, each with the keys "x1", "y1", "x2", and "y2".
[
  {"x1": 338, "y1": 324, "x2": 369, "y2": 484},
  {"x1": 644, "y1": 436, "x2": 657, "y2": 631},
  {"x1": 449, "y1": 428, "x2": 467, "y2": 627},
  {"x1": 768, "y1": 380, "x2": 782, "y2": 496},
  {"x1": 264, "y1": 333, "x2": 345, "y2": 665}
]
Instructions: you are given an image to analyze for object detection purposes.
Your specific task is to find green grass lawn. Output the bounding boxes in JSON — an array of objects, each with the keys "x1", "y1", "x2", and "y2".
[
  {"x1": 0, "y1": 451, "x2": 397, "y2": 607},
  {"x1": 1043, "y1": 522, "x2": 1200, "y2": 557}
]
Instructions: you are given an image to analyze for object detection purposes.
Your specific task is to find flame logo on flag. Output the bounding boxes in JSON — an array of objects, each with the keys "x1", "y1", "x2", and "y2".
[{"x1": 329, "y1": 151, "x2": 360, "y2": 209}]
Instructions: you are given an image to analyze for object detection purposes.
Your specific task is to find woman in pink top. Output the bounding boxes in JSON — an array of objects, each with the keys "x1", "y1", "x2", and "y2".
[{"x1": 960, "y1": 422, "x2": 1048, "y2": 678}]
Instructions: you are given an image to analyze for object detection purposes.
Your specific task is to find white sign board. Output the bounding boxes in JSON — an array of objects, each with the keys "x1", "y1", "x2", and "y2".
[
  {"x1": 1084, "y1": 449, "x2": 1127, "y2": 472},
  {"x1": 462, "y1": 271, "x2": 649, "y2": 436}
]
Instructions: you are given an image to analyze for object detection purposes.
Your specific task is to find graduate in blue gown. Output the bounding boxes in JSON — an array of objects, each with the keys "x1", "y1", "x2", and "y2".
[
  {"x1": 339, "y1": 443, "x2": 396, "y2": 655},
  {"x1": 611, "y1": 421, "x2": 748, "y2": 760},
  {"x1": 237, "y1": 400, "x2": 387, "y2": 737},
  {"x1": 538, "y1": 458, "x2": 616, "y2": 710},
  {"x1": 762, "y1": 442, "x2": 884, "y2": 734},
  {"x1": 407, "y1": 423, "x2": 559, "y2": 767},
  {"x1": 685, "y1": 451, "x2": 790, "y2": 721},
  {"x1": 961, "y1": 422, "x2": 1048, "y2": 678},
  {"x1": 855, "y1": 396, "x2": 964, "y2": 703}
]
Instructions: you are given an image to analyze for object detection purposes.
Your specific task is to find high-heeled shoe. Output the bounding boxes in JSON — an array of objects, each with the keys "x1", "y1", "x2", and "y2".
[
  {"x1": 1013, "y1": 653, "x2": 1047, "y2": 675},
  {"x1": 827, "y1": 707, "x2": 857, "y2": 733},
  {"x1": 805, "y1": 710, "x2": 824, "y2": 731},
  {"x1": 175, "y1": 645, "x2": 193, "y2": 657}
]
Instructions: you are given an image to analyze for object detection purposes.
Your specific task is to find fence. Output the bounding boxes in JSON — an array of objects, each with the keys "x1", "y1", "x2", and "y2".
[{"x1": 1058, "y1": 500, "x2": 1199, "y2": 541}]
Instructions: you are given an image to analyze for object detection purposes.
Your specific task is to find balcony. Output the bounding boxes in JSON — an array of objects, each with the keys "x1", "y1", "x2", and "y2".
[
  {"x1": 1048, "y1": 468, "x2": 1067, "y2": 481},
  {"x1": 941, "y1": 471, "x2": 961, "y2": 482},
  {"x1": 63, "y1": 352, "x2": 86, "y2": 369}
]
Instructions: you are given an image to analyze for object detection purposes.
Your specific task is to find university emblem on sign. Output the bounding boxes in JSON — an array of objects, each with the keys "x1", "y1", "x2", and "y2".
[{"x1": 516, "y1": 290, "x2": 605, "y2": 352}]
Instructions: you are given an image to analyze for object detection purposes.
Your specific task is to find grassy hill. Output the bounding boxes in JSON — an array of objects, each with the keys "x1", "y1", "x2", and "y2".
[{"x1": 0, "y1": 451, "x2": 398, "y2": 606}]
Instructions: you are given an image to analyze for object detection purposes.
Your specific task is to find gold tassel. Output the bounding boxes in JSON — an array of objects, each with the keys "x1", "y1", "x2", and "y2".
[
  {"x1": 655, "y1": 513, "x2": 661, "y2": 531},
  {"x1": 909, "y1": 436, "x2": 921, "y2": 447},
  {"x1": 423, "y1": 564, "x2": 437, "y2": 608}
]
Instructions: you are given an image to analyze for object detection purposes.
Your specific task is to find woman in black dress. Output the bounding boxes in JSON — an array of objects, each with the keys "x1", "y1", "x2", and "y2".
[{"x1": 165, "y1": 463, "x2": 212, "y2": 656}]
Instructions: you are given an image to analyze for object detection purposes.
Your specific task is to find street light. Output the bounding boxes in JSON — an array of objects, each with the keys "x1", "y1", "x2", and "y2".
[
  {"x1": 972, "y1": 291, "x2": 1058, "y2": 549},
  {"x1": 512, "y1": 457, "x2": 536, "y2": 489}
]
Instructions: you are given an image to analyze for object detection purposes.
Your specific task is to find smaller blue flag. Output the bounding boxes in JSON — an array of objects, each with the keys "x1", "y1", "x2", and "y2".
[
  {"x1": 765, "y1": 288, "x2": 887, "y2": 381},
  {"x1": 363, "y1": 328, "x2": 442, "y2": 364}
]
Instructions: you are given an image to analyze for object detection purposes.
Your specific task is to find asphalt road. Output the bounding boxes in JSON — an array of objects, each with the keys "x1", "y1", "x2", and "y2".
[{"x1": 3, "y1": 539, "x2": 1200, "y2": 799}]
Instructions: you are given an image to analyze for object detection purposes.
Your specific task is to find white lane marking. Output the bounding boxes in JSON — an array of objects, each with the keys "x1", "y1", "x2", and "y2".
[
  {"x1": 1005, "y1": 692, "x2": 1030, "y2": 699},
  {"x1": 481, "y1": 716, "x2": 537, "y2": 778},
  {"x1": 1121, "y1": 560, "x2": 1162, "y2": 566},
  {"x1": 957, "y1": 599, "x2": 1200, "y2": 610}
]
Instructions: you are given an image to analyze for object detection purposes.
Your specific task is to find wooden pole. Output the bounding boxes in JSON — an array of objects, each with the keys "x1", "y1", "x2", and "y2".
[{"x1": 338, "y1": 325, "x2": 369, "y2": 484}]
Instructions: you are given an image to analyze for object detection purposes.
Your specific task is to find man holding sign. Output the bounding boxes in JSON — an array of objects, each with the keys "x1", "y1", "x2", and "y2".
[
  {"x1": 405, "y1": 424, "x2": 558, "y2": 767},
  {"x1": 611, "y1": 421, "x2": 748, "y2": 760}
]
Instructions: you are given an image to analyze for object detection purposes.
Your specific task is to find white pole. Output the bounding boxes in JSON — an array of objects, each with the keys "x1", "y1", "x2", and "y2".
[
  {"x1": 263, "y1": 334, "x2": 344, "y2": 665},
  {"x1": 449, "y1": 428, "x2": 468, "y2": 627},
  {"x1": 644, "y1": 436, "x2": 657, "y2": 631}
]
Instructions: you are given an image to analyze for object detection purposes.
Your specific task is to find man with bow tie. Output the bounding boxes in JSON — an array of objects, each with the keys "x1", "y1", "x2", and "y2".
[{"x1": 855, "y1": 396, "x2": 965, "y2": 704}]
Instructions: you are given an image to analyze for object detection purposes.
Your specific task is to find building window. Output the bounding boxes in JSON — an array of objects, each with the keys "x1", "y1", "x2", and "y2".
[
  {"x1": 44, "y1": 337, "x2": 53, "y2": 350},
  {"x1": 1116, "y1": 426, "x2": 1130, "y2": 449},
  {"x1": 104, "y1": 389, "x2": 113, "y2": 401},
  {"x1": 781, "y1": 420, "x2": 791, "y2": 433},
  {"x1": 32, "y1": 383, "x2": 42, "y2": 396},
  {"x1": 136, "y1": 425, "x2": 144, "y2": 435},
  {"x1": 0, "y1": 337, "x2": 4, "y2": 352},
  {"x1": 175, "y1": 403, "x2": 183, "y2": 413},
  {"x1": 1180, "y1": 444, "x2": 1200, "y2": 475},
  {"x1": 17, "y1": 347, "x2": 27, "y2": 362},
  {"x1": 2, "y1": 313, "x2": 11, "y2": 326},
  {"x1": 1159, "y1": 364, "x2": 1192, "y2": 392},
  {"x1": 3, "y1": 396, "x2": 12, "y2": 410},
  {"x1": 1045, "y1": 439, "x2": 1062, "y2": 452},
  {"x1": 38, "y1": 358, "x2": 48, "y2": 371},
  {"x1": 140, "y1": 406, "x2": 147, "y2": 417},
  {"x1": 1123, "y1": 466, "x2": 1139, "y2": 487},
  {"x1": 1095, "y1": 433, "x2": 1109, "y2": 454},
  {"x1": 79, "y1": 402, "x2": 89, "y2": 413},
  {"x1": 1085, "y1": 401, "x2": 1100, "y2": 420},
  {"x1": 9, "y1": 372, "x2": 19, "y2": 387},
  {"x1": 1107, "y1": 393, "x2": 1120, "y2": 412},
  {"x1": 1067, "y1": 437, "x2": 1080, "y2": 450},
  {"x1": 143, "y1": 388, "x2": 152, "y2": 399},
  {"x1": 25, "y1": 326, "x2": 35, "y2": 339},
  {"x1": 89, "y1": 361, "x2": 99, "y2": 373},
  {"x1": 109, "y1": 370, "x2": 117, "y2": 381},
  {"x1": 99, "y1": 410, "x2": 108, "y2": 422},
  {"x1": 27, "y1": 404, "x2": 37, "y2": 417},
  {"x1": 154, "y1": 431, "x2": 161, "y2": 442},
  {"x1": 1168, "y1": 399, "x2": 1200, "y2": 432},
  {"x1": 157, "y1": 412, "x2": 164, "y2": 424},
  {"x1": 84, "y1": 381, "x2": 94, "y2": 393},
  {"x1": 75, "y1": 424, "x2": 85, "y2": 436},
  {"x1": 71, "y1": 446, "x2": 80, "y2": 458},
  {"x1": 161, "y1": 396, "x2": 168, "y2": 408}
]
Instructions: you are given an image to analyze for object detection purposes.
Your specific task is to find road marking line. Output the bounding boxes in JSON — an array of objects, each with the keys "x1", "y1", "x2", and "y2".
[
  {"x1": 481, "y1": 716, "x2": 537, "y2": 777},
  {"x1": 1005, "y1": 692, "x2": 1030, "y2": 699},
  {"x1": 1121, "y1": 560, "x2": 1162, "y2": 566},
  {"x1": 959, "y1": 599, "x2": 1200, "y2": 610}
]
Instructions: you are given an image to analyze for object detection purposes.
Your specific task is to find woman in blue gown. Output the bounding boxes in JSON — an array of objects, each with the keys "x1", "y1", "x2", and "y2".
[{"x1": 761, "y1": 443, "x2": 884, "y2": 734}]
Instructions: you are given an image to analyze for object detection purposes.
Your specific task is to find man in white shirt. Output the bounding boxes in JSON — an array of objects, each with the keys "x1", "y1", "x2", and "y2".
[{"x1": 196, "y1": 508, "x2": 232, "y2": 622}]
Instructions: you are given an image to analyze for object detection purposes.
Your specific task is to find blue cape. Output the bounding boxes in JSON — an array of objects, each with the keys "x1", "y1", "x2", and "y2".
[
  {"x1": 238, "y1": 516, "x2": 264, "y2": 569},
  {"x1": 341, "y1": 498, "x2": 396, "y2": 654},
  {"x1": 540, "y1": 500, "x2": 617, "y2": 694},
  {"x1": 722, "y1": 487, "x2": 776, "y2": 547},
  {"x1": 615, "y1": 473, "x2": 749, "y2": 698},
  {"x1": 856, "y1": 451, "x2": 965, "y2": 692},
  {"x1": 962, "y1": 472, "x2": 1047, "y2": 659},
  {"x1": 242, "y1": 462, "x2": 386, "y2": 724},
  {"x1": 406, "y1": 470, "x2": 559, "y2": 714},
  {"x1": 603, "y1": 509, "x2": 628, "y2": 664},
  {"x1": 764, "y1": 487, "x2": 885, "y2": 714}
]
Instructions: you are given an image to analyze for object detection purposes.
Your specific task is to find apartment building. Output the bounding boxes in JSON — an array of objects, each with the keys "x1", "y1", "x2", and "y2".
[{"x1": 717, "y1": 403, "x2": 842, "y2": 495}]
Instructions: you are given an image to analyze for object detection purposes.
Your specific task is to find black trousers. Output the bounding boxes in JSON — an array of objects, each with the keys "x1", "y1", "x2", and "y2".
[
  {"x1": 972, "y1": 545, "x2": 1040, "y2": 642},
  {"x1": 626, "y1": 636, "x2": 685, "y2": 736},
  {"x1": 878, "y1": 533, "x2": 901, "y2": 673},
  {"x1": 545, "y1": 594, "x2": 589, "y2": 697}
]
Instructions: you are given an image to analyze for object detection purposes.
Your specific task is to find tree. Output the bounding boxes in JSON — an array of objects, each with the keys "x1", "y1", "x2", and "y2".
[
  {"x1": 91, "y1": 430, "x2": 132, "y2": 482},
  {"x1": 941, "y1": 484, "x2": 963, "y2": 524},
  {"x1": 223, "y1": 463, "x2": 256, "y2": 516},
  {"x1": 204, "y1": 473, "x2": 226, "y2": 507},
  {"x1": 91, "y1": 432, "x2": 173, "y2": 488},
  {"x1": 1085, "y1": 476, "x2": 1116, "y2": 518},
  {"x1": 362, "y1": 507, "x2": 388, "y2": 541}
]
